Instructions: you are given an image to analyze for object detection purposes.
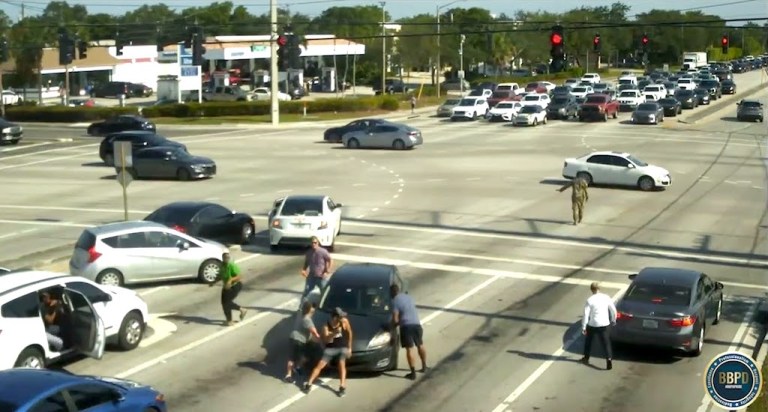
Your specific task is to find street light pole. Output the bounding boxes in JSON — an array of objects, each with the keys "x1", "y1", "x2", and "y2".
[
  {"x1": 459, "y1": 34, "x2": 465, "y2": 95},
  {"x1": 436, "y1": 6, "x2": 441, "y2": 98},
  {"x1": 380, "y1": 2, "x2": 386, "y2": 95}
]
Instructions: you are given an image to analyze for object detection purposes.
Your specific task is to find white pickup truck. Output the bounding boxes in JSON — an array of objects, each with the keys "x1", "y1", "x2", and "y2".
[
  {"x1": 642, "y1": 84, "x2": 667, "y2": 101},
  {"x1": 617, "y1": 90, "x2": 644, "y2": 111}
]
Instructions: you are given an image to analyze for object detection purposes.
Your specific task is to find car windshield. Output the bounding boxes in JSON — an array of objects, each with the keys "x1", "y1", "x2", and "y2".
[
  {"x1": 459, "y1": 98, "x2": 476, "y2": 106},
  {"x1": 572, "y1": 87, "x2": 586, "y2": 93},
  {"x1": 594, "y1": 83, "x2": 607, "y2": 89},
  {"x1": 319, "y1": 282, "x2": 390, "y2": 315},
  {"x1": 585, "y1": 96, "x2": 605, "y2": 103},
  {"x1": 443, "y1": 99, "x2": 460, "y2": 105},
  {"x1": 497, "y1": 85, "x2": 513, "y2": 91},
  {"x1": 659, "y1": 99, "x2": 676, "y2": 105},
  {"x1": 523, "y1": 95, "x2": 540, "y2": 101},
  {"x1": 145, "y1": 205, "x2": 199, "y2": 225},
  {"x1": 496, "y1": 102, "x2": 515, "y2": 109},
  {"x1": 701, "y1": 80, "x2": 719, "y2": 87},
  {"x1": 520, "y1": 106, "x2": 537, "y2": 113},
  {"x1": 552, "y1": 97, "x2": 569, "y2": 104},
  {"x1": 623, "y1": 282, "x2": 691, "y2": 306},
  {"x1": 637, "y1": 103, "x2": 657, "y2": 111},
  {"x1": 619, "y1": 91, "x2": 637, "y2": 97},
  {"x1": 741, "y1": 101, "x2": 761, "y2": 108},
  {"x1": 526, "y1": 83, "x2": 538, "y2": 88},
  {"x1": 627, "y1": 154, "x2": 648, "y2": 166},
  {"x1": 170, "y1": 149, "x2": 192, "y2": 160},
  {"x1": 280, "y1": 198, "x2": 324, "y2": 216}
]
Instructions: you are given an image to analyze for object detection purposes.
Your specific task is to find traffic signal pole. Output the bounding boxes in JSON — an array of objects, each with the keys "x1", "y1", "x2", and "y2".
[{"x1": 269, "y1": 0, "x2": 279, "y2": 126}]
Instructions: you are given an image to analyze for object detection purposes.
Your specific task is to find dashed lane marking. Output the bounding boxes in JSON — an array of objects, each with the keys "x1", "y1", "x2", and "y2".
[{"x1": 239, "y1": 193, "x2": 255, "y2": 197}]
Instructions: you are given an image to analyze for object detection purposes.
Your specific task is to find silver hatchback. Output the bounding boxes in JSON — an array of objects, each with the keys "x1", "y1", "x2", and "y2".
[{"x1": 69, "y1": 221, "x2": 227, "y2": 286}]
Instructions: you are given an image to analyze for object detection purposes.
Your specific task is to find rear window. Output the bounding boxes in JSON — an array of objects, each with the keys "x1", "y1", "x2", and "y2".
[
  {"x1": 585, "y1": 96, "x2": 605, "y2": 104},
  {"x1": 496, "y1": 85, "x2": 512, "y2": 91},
  {"x1": 145, "y1": 206, "x2": 199, "y2": 225},
  {"x1": 741, "y1": 101, "x2": 762, "y2": 108},
  {"x1": 280, "y1": 198, "x2": 324, "y2": 216},
  {"x1": 637, "y1": 103, "x2": 657, "y2": 110},
  {"x1": 552, "y1": 97, "x2": 568, "y2": 104},
  {"x1": 75, "y1": 230, "x2": 96, "y2": 250},
  {"x1": 623, "y1": 282, "x2": 691, "y2": 306}
]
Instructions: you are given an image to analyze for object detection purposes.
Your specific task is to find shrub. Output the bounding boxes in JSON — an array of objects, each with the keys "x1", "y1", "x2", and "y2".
[{"x1": 5, "y1": 106, "x2": 138, "y2": 122}]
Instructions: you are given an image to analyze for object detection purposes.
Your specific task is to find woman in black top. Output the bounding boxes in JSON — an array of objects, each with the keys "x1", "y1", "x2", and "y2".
[{"x1": 302, "y1": 307, "x2": 353, "y2": 397}]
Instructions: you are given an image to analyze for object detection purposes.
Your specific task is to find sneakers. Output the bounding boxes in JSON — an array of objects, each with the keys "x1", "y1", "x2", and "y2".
[
  {"x1": 301, "y1": 383, "x2": 311, "y2": 393},
  {"x1": 607, "y1": 359, "x2": 613, "y2": 370},
  {"x1": 337, "y1": 387, "x2": 346, "y2": 397},
  {"x1": 405, "y1": 372, "x2": 417, "y2": 380},
  {"x1": 239, "y1": 309, "x2": 248, "y2": 321},
  {"x1": 284, "y1": 375, "x2": 294, "y2": 384}
]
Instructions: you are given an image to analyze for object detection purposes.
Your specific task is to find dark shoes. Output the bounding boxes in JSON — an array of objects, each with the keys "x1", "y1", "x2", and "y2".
[
  {"x1": 337, "y1": 387, "x2": 346, "y2": 397},
  {"x1": 581, "y1": 356, "x2": 612, "y2": 370},
  {"x1": 301, "y1": 383, "x2": 311, "y2": 393}
]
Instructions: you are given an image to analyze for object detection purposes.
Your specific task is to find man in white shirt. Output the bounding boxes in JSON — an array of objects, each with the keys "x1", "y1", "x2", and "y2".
[{"x1": 581, "y1": 282, "x2": 617, "y2": 370}]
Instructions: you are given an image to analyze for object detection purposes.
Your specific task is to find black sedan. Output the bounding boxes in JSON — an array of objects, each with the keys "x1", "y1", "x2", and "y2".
[
  {"x1": 145, "y1": 201, "x2": 255, "y2": 244},
  {"x1": 99, "y1": 131, "x2": 186, "y2": 166},
  {"x1": 699, "y1": 79, "x2": 722, "y2": 100},
  {"x1": 657, "y1": 98, "x2": 682, "y2": 117},
  {"x1": 720, "y1": 79, "x2": 736, "y2": 94},
  {"x1": 0, "y1": 118, "x2": 23, "y2": 145},
  {"x1": 611, "y1": 267, "x2": 723, "y2": 356},
  {"x1": 694, "y1": 88, "x2": 711, "y2": 105},
  {"x1": 630, "y1": 103, "x2": 664, "y2": 125},
  {"x1": 323, "y1": 119, "x2": 391, "y2": 143},
  {"x1": 119, "y1": 146, "x2": 216, "y2": 181},
  {"x1": 736, "y1": 99, "x2": 764, "y2": 122},
  {"x1": 87, "y1": 115, "x2": 156, "y2": 137},
  {"x1": 308, "y1": 263, "x2": 404, "y2": 372},
  {"x1": 674, "y1": 90, "x2": 698, "y2": 109}
]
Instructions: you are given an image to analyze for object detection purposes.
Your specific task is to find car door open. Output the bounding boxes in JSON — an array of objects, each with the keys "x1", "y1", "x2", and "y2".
[{"x1": 63, "y1": 288, "x2": 106, "y2": 360}]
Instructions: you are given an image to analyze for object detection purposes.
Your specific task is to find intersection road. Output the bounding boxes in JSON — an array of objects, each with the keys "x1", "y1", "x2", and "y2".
[{"x1": 0, "y1": 73, "x2": 765, "y2": 412}]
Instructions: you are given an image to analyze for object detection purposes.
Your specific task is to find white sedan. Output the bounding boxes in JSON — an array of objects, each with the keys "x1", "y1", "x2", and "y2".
[
  {"x1": 252, "y1": 87, "x2": 291, "y2": 101},
  {"x1": 487, "y1": 101, "x2": 522, "y2": 122},
  {"x1": 268, "y1": 195, "x2": 342, "y2": 251},
  {"x1": 562, "y1": 151, "x2": 672, "y2": 191},
  {"x1": 1, "y1": 90, "x2": 23, "y2": 105},
  {"x1": 519, "y1": 93, "x2": 550, "y2": 109},
  {"x1": 513, "y1": 105, "x2": 547, "y2": 126}
]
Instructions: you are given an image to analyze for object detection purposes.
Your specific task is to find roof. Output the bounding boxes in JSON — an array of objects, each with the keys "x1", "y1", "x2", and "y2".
[
  {"x1": 0, "y1": 369, "x2": 82, "y2": 406},
  {"x1": 282, "y1": 195, "x2": 326, "y2": 202},
  {"x1": 332, "y1": 263, "x2": 394, "y2": 284},
  {"x1": 0, "y1": 271, "x2": 68, "y2": 295},
  {"x1": 0, "y1": 47, "x2": 120, "y2": 73},
  {"x1": 87, "y1": 220, "x2": 165, "y2": 235},
  {"x1": 589, "y1": 151, "x2": 630, "y2": 157},
  {"x1": 635, "y1": 267, "x2": 702, "y2": 287},
  {"x1": 155, "y1": 201, "x2": 215, "y2": 212}
]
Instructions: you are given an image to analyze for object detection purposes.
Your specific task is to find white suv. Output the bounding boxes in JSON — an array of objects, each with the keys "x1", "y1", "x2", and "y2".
[
  {"x1": 450, "y1": 97, "x2": 489, "y2": 120},
  {"x1": 0, "y1": 270, "x2": 148, "y2": 370},
  {"x1": 581, "y1": 73, "x2": 601, "y2": 84}
]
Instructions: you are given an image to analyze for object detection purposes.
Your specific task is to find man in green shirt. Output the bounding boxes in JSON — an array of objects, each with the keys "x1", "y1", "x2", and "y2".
[{"x1": 210, "y1": 252, "x2": 247, "y2": 326}]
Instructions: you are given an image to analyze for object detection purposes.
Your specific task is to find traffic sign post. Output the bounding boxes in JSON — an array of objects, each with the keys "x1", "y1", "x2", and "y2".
[{"x1": 113, "y1": 141, "x2": 133, "y2": 221}]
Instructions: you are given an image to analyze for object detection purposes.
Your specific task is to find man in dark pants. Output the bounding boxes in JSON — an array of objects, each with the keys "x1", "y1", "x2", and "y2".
[
  {"x1": 581, "y1": 282, "x2": 617, "y2": 370},
  {"x1": 390, "y1": 284, "x2": 429, "y2": 380},
  {"x1": 210, "y1": 252, "x2": 247, "y2": 326}
]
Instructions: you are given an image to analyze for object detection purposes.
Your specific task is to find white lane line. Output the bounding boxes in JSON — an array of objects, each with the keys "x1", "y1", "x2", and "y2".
[
  {"x1": 0, "y1": 142, "x2": 54, "y2": 153},
  {"x1": 490, "y1": 286, "x2": 629, "y2": 412},
  {"x1": 466, "y1": 177, "x2": 481, "y2": 181},
  {"x1": 694, "y1": 300, "x2": 760, "y2": 412},
  {"x1": 352, "y1": 183, "x2": 367, "y2": 187},
  {"x1": 355, "y1": 214, "x2": 366, "y2": 219},
  {"x1": 384, "y1": 201, "x2": 391, "y2": 205},
  {"x1": 0, "y1": 228, "x2": 38, "y2": 240},
  {"x1": 0, "y1": 219, "x2": 92, "y2": 228},
  {"x1": 277, "y1": 189, "x2": 293, "y2": 194},
  {"x1": 138, "y1": 286, "x2": 170, "y2": 297},
  {"x1": 371, "y1": 208, "x2": 379, "y2": 212},
  {"x1": 205, "y1": 197, "x2": 220, "y2": 201},
  {"x1": 240, "y1": 193, "x2": 255, "y2": 197},
  {"x1": 725, "y1": 180, "x2": 737, "y2": 184},
  {"x1": 426, "y1": 178, "x2": 446, "y2": 182},
  {"x1": 139, "y1": 313, "x2": 178, "y2": 348},
  {"x1": 0, "y1": 143, "x2": 98, "y2": 161},
  {"x1": 752, "y1": 186, "x2": 762, "y2": 190},
  {"x1": 315, "y1": 186, "x2": 331, "y2": 189},
  {"x1": 0, "y1": 205, "x2": 153, "y2": 214},
  {"x1": 0, "y1": 151, "x2": 94, "y2": 171},
  {"x1": 393, "y1": 194, "x2": 399, "y2": 199},
  {"x1": 115, "y1": 298, "x2": 299, "y2": 379}
]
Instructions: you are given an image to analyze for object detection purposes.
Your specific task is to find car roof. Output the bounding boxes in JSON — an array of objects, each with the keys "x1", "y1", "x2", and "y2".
[
  {"x1": 86, "y1": 220, "x2": 167, "y2": 236},
  {"x1": 331, "y1": 263, "x2": 395, "y2": 284},
  {"x1": 587, "y1": 151, "x2": 630, "y2": 157},
  {"x1": 0, "y1": 271, "x2": 70, "y2": 297},
  {"x1": 153, "y1": 201, "x2": 218, "y2": 213},
  {"x1": 281, "y1": 195, "x2": 326, "y2": 203},
  {"x1": 634, "y1": 267, "x2": 702, "y2": 287},
  {"x1": 106, "y1": 131, "x2": 155, "y2": 137}
]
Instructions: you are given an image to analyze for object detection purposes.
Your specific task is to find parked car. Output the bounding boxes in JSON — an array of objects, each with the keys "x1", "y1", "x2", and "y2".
[
  {"x1": 342, "y1": 122, "x2": 422, "y2": 150},
  {"x1": 736, "y1": 99, "x2": 764, "y2": 122},
  {"x1": 0, "y1": 369, "x2": 167, "y2": 411},
  {"x1": 578, "y1": 93, "x2": 619, "y2": 122},
  {"x1": 551, "y1": 85, "x2": 572, "y2": 97},
  {"x1": 119, "y1": 146, "x2": 216, "y2": 181},
  {"x1": 580, "y1": 73, "x2": 601, "y2": 84},
  {"x1": 99, "y1": 131, "x2": 185, "y2": 166},
  {"x1": 0, "y1": 269, "x2": 149, "y2": 369},
  {"x1": 307, "y1": 263, "x2": 404, "y2": 372},
  {"x1": 268, "y1": 195, "x2": 342, "y2": 251},
  {"x1": 488, "y1": 101, "x2": 523, "y2": 122},
  {"x1": 144, "y1": 201, "x2": 256, "y2": 245},
  {"x1": 87, "y1": 115, "x2": 156, "y2": 137},
  {"x1": 547, "y1": 96, "x2": 579, "y2": 120},
  {"x1": 441, "y1": 78, "x2": 470, "y2": 91},
  {"x1": 611, "y1": 267, "x2": 723, "y2": 356},
  {"x1": 519, "y1": 93, "x2": 551, "y2": 108},
  {"x1": 642, "y1": 84, "x2": 667, "y2": 101},
  {"x1": 694, "y1": 88, "x2": 711, "y2": 105},
  {"x1": 199, "y1": 85, "x2": 252, "y2": 102},
  {"x1": 450, "y1": 97, "x2": 489, "y2": 121},
  {"x1": 93, "y1": 81, "x2": 153, "y2": 98},
  {"x1": 468, "y1": 88, "x2": 493, "y2": 99},
  {"x1": 374, "y1": 79, "x2": 410, "y2": 95},
  {"x1": 562, "y1": 150, "x2": 672, "y2": 191},
  {"x1": 69, "y1": 221, "x2": 227, "y2": 286},
  {"x1": 675, "y1": 89, "x2": 699, "y2": 109},
  {"x1": 487, "y1": 90, "x2": 516, "y2": 107},
  {"x1": 658, "y1": 97, "x2": 682, "y2": 117},
  {"x1": 324, "y1": 119, "x2": 391, "y2": 142},
  {"x1": 436, "y1": 98, "x2": 461, "y2": 118},
  {"x1": 495, "y1": 82, "x2": 521, "y2": 95},
  {"x1": 720, "y1": 79, "x2": 736, "y2": 94},
  {"x1": 252, "y1": 87, "x2": 291, "y2": 101},
  {"x1": 569, "y1": 86, "x2": 593, "y2": 99},
  {"x1": 513, "y1": 105, "x2": 547, "y2": 126},
  {"x1": 0, "y1": 118, "x2": 23, "y2": 145},
  {"x1": 631, "y1": 102, "x2": 665, "y2": 125}
]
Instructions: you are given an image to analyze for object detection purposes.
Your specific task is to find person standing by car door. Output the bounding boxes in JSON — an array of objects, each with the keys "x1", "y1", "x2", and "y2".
[
  {"x1": 300, "y1": 237, "x2": 332, "y2": 305},
  {"x1": 390, "y1": 284, "x2": 429, "y2": 380},
  {"x1": 303, "y1": 308, "x2": 353, "y2": 397},
  {"x1": 558, "y1": 176, "x2": 589, "y2": 225},
  {"x1": 210, "y1": 252, "x2": 247, "y2": 326}
]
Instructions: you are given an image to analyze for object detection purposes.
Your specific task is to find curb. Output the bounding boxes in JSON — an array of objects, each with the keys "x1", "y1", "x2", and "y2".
[{"x1": 682, "y1": 82, "x2": 765, "y2": 125}]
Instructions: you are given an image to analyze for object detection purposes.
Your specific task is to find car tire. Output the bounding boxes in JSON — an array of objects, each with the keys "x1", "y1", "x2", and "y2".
[
  {"x1": 576, "y1": 172, "x2": 592, "y2": 186},
  {"x1": 713, "y1": 298, "x2": 723, "y2": 325},
  {"x1": 392, "y1": 139, "x2": 406, "y2": 150},
  {"x1": 104, "y1": 154, "x2": 114, "y2": 166},
  {"x1": 533, "y1": 119, "x2": 538, "y2": 126},
  {"x1": 240, "y1": 223, "x2": 254, "y2": 244},
  {"x1": 9, "y1": 139, "x2": 19, "y2": 145},
  {"x1": 347, "y1": 138, "x2": 360, "y2": 149},
  {"x1": 690, "y1": 323, "x2": 705, "y2": 357},
  {"x1": 96, "y1": 269, "x2": 124, "y2": 286},
  {"x1": 177, "y1": 168, "x2": 191, "y2": 181},
  {"x1": 14, "y1": 347, "x2": 45, "y2": 369},
  {"x1": 117, "y1": 311, "x2": 144, "y2": 351},
  {"x1": 198, "y1": 259, "x2": 221, "y2": 284},
  {"x1": 388, "y1": 346, "x2": 399, "y2": 371},
  {"x1": 543, "y1": 117, "x2": 547, "y2": 124},
  {"x1": 638, "y1": 176, "x2": 655, "y2": 191}
]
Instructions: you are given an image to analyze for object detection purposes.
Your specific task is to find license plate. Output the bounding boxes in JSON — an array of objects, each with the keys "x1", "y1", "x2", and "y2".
[
  {"x1": 642, "y1": 319, "x2": 658, "y2": 329},
  {"x1": 294, "y1": 223, "x2": 308, "y2": 228}
]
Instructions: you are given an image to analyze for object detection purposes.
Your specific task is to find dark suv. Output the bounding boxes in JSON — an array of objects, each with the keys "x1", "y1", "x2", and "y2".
[
  {"x1": 736, "y1": 100, "x2": 764, "y2": 122},
  {"x1": 93, "y1": 82, "x2": 153, "y2": 98},
  {"x1": 699, "y1": 79, "x2": 722, "y2": 100},
  {"x1": 373, "y1": 79, "x2": 409, "y2": 95},
  {"x1": 99, "y1": 131, "x2": 186, "y2": 166}
]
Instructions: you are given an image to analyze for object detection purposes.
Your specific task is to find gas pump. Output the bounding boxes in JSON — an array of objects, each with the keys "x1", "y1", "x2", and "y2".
[{"x1": 252, "y1": 70, "x2": 269, "y2": 87}]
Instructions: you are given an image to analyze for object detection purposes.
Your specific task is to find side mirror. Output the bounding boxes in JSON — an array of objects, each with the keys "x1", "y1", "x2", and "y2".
[
  {"x1": 627, "y1": 164, "x2": 635, "y2": 168},
  {"x1": 715, "y1": 282, "x2": 724, "y2": 290},
  {"x1": 628, "y1": 274, "x2": 637, "y2": 280},
  {"x1": 335, "y1": 203, "x2": 343, "y2": 208},
  {"x1": 178, "y1": 241, "x2": 190, "y2": 250}
]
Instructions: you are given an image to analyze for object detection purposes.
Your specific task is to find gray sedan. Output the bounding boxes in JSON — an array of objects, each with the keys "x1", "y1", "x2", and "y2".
[
  {"x1": 343, "y1": 123, "x2": 423, "y2": 150},
  {"x1": 630, "y1": 102, "x2": 664, "y2": 125},
  {"x1": 611, "y1": 267, "x2": 724, "y2": 356}
]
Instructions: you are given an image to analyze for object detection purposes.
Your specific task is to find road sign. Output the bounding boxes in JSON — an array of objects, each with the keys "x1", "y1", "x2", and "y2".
[
  {"x1": 113, "y1": 141, "x2": 132, "y2": 168},
  {"x1": 181, "y1": 56, "x2": 192, "y2": 66},
  {"x1": 458, "y1": 70, "x2": 465, "y2": 79},
  {"x1": 181, "y1": 66, "x2": 199, "y2": 77},
  {"x1": 251, "y1": 45, "x2": 266, "y2": 52},
  {"x1": 116, "y1": 170, "x2": 133, "y2": 188}
]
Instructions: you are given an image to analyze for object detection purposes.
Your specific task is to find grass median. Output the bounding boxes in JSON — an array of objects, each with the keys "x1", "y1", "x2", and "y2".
[{"x1": 747, "y1": 352, "x2": 768, "y2": 411}]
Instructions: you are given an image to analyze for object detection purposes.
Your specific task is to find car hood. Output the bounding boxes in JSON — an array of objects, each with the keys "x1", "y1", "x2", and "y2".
[
  {"x1": 490, "y1": 107, "x2": 516, "y2": 113},
  {"x1": 548, "y1": 102, "x2": 569, "y2": 109},
  {"x1": 312, "y1": 310, "x2": 391, "y2": 351},
  {"x1": 642, "y1": 164, "x2": 670, "y2": 176},
  {"x1": 91, "y1": 376, "x2": 150, "y2": 390},
  {"x1": 186, "y1": 155, "x2": 215, "y2": 165}
]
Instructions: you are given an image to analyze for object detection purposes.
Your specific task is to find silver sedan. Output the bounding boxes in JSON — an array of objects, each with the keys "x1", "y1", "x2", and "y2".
[{"x1": 342, "y1": 123, "x2": 423, "y2": 150}]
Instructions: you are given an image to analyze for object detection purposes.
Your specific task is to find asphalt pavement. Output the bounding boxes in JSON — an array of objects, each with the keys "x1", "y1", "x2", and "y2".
[{"x1": 0, "y1": 69, "x2": 766, "y2": 412}]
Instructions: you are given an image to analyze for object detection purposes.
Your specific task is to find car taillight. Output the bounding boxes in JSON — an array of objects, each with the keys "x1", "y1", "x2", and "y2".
[
  {"x1": 172, "y1": 225, "x2": 186, "y2": 233},
  {"x1": 87, "y1": 247, "x2": 102, "y2": 263},
  {"x1": 669, "y1": 315, "x2": 696, "y2": 327},
  {"x1": 616, "y1": 311, "x2": 633, "y2": 321},
  {"x1": 408, "y1": 131, "x2": 418, "y2": 137},
  {"x1": 272, "y1": 219, "x2": 282, "y2": 229}
]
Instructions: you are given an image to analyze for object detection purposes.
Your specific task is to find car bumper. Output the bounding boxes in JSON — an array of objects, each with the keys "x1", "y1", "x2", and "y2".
[
  {"x1": 0, "y1": 133, "x2": 22, "y2": 142},
  {"x1": 681, "y1": 101, "x2": 696, "y2": 108},
  {"x1": 436, "y1": 108, "x2": 452, "y2": 117},
  {"x1": 190, "y1": 169, "x2": 216, "y2": 179},
  {"x1": 269, "y1": 227, "x2": 335, "y2": 247},
  {"x1": 662, "y1": 108, "x2": 678, "y2": 116},
  {"x1": 619, "y1": 104, "x2": 638, "y2": 111},
  {"x1": 578, "y1": 111, "x2": 605, "y2": 120},
  {"x1": 489, "y1": 114, "x2": 512, "y2": 122},
  {"x1": 632, "y1": 117, "x2": 658, "y2": 124},
  {"x1": 450, "y1": 112, "x2": 474, "y2": 120},
  {"x1": 722, "y1": 88, "x2": 735, "y2": 94},
  {"x1": 69, "y1": 261, "x2": 100, "y2": 282},
  {"x1": 611, "y1": 325, "x2": 696, "y2": 351},
  {"x1": 513, "y1": 118, "x2": 535, "y2": 125},
  {"x1": 655, "y1": 175, "x2": 672, "y2": 186},
  {"x1": 738, "y1": 115, "x2": 763, "y2": 121}
]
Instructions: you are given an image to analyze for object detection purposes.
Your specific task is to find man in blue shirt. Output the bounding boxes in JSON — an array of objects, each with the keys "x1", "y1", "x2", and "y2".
[{"x1": 390, "y1": 284, "x2": 429, "y2": 380}]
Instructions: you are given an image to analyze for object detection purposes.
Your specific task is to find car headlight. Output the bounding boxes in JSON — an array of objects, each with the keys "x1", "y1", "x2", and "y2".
[
  {"x1": 191, "y1": 165, "x2": 203, "y2": 171},
  {"x1": 368, "y1": 331, "x2": 391, "y2": 349}
]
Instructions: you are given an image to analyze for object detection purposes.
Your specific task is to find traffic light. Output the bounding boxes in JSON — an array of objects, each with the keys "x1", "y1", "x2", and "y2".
[
  {"x1": 191, "y1": 26, "x2": 206, "y2": 66},
  {"x1": 550, "y1": 25, "x2": 565, "y2": 73},
  {"x1": 641, "y1": 33, "x2": 649, "y2": 51},
  {"x1": 0, "y1": 37, "x2": 8, "y2": 64},
  {"x1": 721, "y1": 34, "x2": 729, "y2": 54},
  {"x1": 77, "y1": 40, "x2": 87, "y2": 59},
  {"x1": 276, "y1": 34, "x2": 287, "y2": 70},
  {"x1": 593, "y1": 33, "x2": 601, "y2": 53},
  {"x1": 287, "y1": 35, "x2": 302, "y2": 69},
  {"x1": 58, "y1": 27, "x2": 74, "y2": 65}
]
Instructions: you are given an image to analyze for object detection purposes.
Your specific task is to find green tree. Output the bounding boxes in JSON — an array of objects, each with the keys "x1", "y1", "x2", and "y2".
[
  {"x1": 8, "y1": 17, "x2": 45, "y2": 89},
  {"x1": 396, "y1": 14, "x2": 436, "y2": 70}
]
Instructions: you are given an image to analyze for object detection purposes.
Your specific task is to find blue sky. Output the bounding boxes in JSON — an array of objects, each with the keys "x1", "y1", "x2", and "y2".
[{"x1": 2, "y1": 0, "x2": 766, "y2": 21}]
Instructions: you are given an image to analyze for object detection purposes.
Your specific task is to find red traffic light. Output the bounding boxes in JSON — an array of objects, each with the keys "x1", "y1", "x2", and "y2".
[
  {"x1": 641, "y1": 36, "x2": 649, "y2": 45},
  {"x1": 550, "y1": 33, "x2": 563, "y2": 46},
  {"x1": 593, "y1": 36, "x2": 600, "y2": 44},
  {"x1": 721, "y1": 36, "x2": 728, "y2": 45},
  {"x1": 277, "y1": 35, "x2": 287, "y2": 47}
]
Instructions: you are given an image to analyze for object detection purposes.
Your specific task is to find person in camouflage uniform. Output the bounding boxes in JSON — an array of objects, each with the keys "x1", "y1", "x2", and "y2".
[{"x1": 558, "y1": 176, "x2": 589, "y2": 225}]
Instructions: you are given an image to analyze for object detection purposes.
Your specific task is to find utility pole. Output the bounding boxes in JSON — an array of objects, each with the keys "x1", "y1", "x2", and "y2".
[
  {"x1": 0, "y1": 37, "x2": 8, "y2": 118},
  {"x1": 380, "y1": 1, "x2": 386, "y2": 95},
  {"x1": 459, "y1": 34, "x2": 465, "y2": 95},
  {"x1": 269, "y1": 0, "x2": 279, "y2": 125},
  {"x1": 436, "y1": 5, "x2": 441, "y2": 98}
]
